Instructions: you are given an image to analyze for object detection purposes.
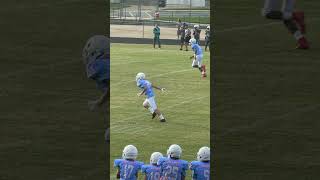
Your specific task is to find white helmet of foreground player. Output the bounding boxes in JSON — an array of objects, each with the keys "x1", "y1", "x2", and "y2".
[
  {"x1": 167, "y1": 144, "x2": 182, "y2": 158},
  {"x1": 150, "y1": 152, "x2": 163, "y2": 164},
  {"x1": 197, "y1": 146, "x2": 210, "y2": 161},
  {"x1": 122, "y1": 145, "x2": 138, "y2": 160},
  {"x1": 194, "y1": 24, "x2": 200, "y2": 29},
  {"x1": 135, "y1": 72, "x2": 146, "y2": 82},
  {"x1": 189, "y1": 38, "x2": 197, "y2": 45},
  {"x1": 82, "y1": 35, "x2": 110, "y2": 65}
]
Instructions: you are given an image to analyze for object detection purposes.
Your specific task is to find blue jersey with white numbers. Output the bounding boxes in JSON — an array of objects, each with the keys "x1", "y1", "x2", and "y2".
[
  {"x1": 86, "y1": 58, "x2": 109, "y2": 93},
  {"x1": 157, "y1": 157, "x2": 188, "y2": 180},
  {"x1": 114, "y1": 159, "x2": 144, "y2": 180},
  {"x1": 191, "y1": 44, "x2": 203, "y2": 56},
  {"x1": 141, "y1": 164, "x2": 161, "y2": 180},
  {"x1": 137, "y1": 79, "x2": 155, "y2": 98},
  {"x1": 190, "y1": 161, "x2": 210, "y2": 180}
]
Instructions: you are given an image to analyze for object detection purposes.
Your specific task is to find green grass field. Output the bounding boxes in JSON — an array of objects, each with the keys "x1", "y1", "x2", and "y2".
[
  {"x1": 110, "y1": 44, "x2": 211, "y2": 179},
  {"x1": 215, "y1": 0, "x2": 320, "y2": 179}
]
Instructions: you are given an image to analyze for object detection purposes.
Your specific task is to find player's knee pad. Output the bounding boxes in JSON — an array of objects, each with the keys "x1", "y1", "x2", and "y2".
[{"x1": 143, "y1": 101, "x2": 148, "y2": 108}]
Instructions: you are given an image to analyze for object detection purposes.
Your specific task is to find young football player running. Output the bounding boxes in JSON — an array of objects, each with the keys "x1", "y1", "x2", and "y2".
[
  {"x1": 136, "y1": 72, "x2": 166, "y2": 122},
  {"x1": 141, "y1": 152, "x2": 163, "y2": 180},
  {"x1": 82, "y1": 35, "x2": 110, "y2": 142},
  {"x1": 189, "y1": 38, "x2": 207, "y2": 78},
  {"x1": 157, "y1": 144, "x2": 189, "y2": 180},
  {"x1": 261, "y1": 0, "x2": 309, "y2": 49},
  {"x1": 190, "y1": 147, "x2": 210, "y2": 180},
  {"x1": 114, "y1": 145, "x2": 144, "y2": 180}
]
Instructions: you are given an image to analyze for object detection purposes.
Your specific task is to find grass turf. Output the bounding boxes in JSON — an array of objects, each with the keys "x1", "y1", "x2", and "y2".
[
  {"x1": 214, "y1": 0, "x2": 320, "y2": 179},
  {"x1": 110, "y1": 43, "x2": 211, "y2": 179}
]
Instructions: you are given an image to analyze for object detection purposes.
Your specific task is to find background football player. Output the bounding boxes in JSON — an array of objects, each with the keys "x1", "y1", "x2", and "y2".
[
  {"x1": 190, "y1": 147, "x2": 211, "y2": 180},
  {"x1": 141, "y1": 152, "x2": 163, "y2": 180},
  {"x1": 261, "y1": 0, "x2": 309, "y2": 49},
  {"x1": 157, "y1": 144, "x2": 189, "y2": 180},
  {"x1": 189, "y1": 38, "x2": 207, "y2": 78},
  {"x1": 114, "y1": 145, "x2": 144, "y2": 180},
  {"x1": 136, "y1": 72, "x2": 166, "y2": 122},
  {"x1": 82, "y1": 35, "x2": 110, "y2": 142}
]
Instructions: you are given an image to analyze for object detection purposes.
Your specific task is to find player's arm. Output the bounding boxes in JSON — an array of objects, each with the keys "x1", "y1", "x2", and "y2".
[
  {"x1": 116, "y1": 167, "x2": 120, "y2": 179},
  {"x1": 88, "y1": 88, "x2": 109, "y2": 111},
  {"x1": 97, "y1": 88, "x2": 109, "y2": 106},
  {"x1": 138, "y1": 87, "x2": 147, "y2": 97},
  {"x1": 152, "y1": 84, "x2": 165, "y2": 91}
]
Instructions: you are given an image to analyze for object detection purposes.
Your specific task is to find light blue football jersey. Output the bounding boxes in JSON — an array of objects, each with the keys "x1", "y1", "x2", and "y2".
[
  {"x1": 191, "y1": 44, "x2": 203, "y2": 56},
  {"x1": 114, "y1": 159, "x2": 144, "y2": 180},
  {"x1": 157, "y1": 157, "x2": 189, "y2": 180},
  {"x1": 137, "y1": 79, "x2": 155, "y2": 98},
  {"x1": 86, "y1": 58, "x2": 109, "y2": 93},
  {"x1": 141, "y1": 164, "x2": 161, "y2": 180},
  {"x1": 190, "y1": 161, "x2": 210, "y2": 180}
]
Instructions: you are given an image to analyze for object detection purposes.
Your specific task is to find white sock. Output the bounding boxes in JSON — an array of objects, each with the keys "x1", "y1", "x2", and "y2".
[
  {"x1": 294, "y1": 31, "x2": 303, "y2": 40},
  {"x1": 159, "y1": 114, "x2": 165, "y2": 120},
  {"x1": 148, "y1": 107, "x2": 154, "y2": 114}
]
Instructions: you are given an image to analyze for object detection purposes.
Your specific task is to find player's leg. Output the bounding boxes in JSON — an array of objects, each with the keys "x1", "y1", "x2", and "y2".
[
  {"x1": 158, "y1": 37, "x2": 161, "y2": 48},
  {"x1": 180, "y1": 37, "x2": 184, "y2": 50},
  {"x1": 143, "y1": 98, "x2": 155, "y2": 115},
  {"x1": 197, "y1": 55, "x2": 206, "y2": 77},
  {"x1": 262, "y1": 0, "x2": 309, "y2": 49},
  {"x1": 262, "y1": 0, "x2": 283, "y2": 19},
  {"x1": 282, "y1": 0, "x2": 309, "y2": 49},
  {"x1": 153, "y1": 37, "x2": 156, "y2": 48},
  {"x1": 148, "y1": 97, "x2": 165, "y2": 122}
]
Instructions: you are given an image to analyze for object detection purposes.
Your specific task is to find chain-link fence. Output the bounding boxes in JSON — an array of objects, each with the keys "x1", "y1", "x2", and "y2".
[{"x1": 110, "y1": 0, "x2": 210, "y2": 24}]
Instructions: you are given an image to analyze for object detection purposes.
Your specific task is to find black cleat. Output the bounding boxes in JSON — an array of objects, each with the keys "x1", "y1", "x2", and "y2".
[
  {"x1": 152, "y1": 112, "x2": 157, "y2": 119},
  {"x1": 160, "y1": 119, "x2": 166, "y2": 122}
]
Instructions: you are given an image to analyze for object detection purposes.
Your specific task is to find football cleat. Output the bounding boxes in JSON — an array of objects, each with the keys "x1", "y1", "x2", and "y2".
[
  {"x1": 293, "y1": 11, "x2": 306, "y2": 34},
  {"x1": 152, "y1": 112, "x2": 157, "y2": 119},
  {"x1": 160, "y1": 119, "x2": 166, "y2": 122},
  {"x1": 297, "y1": 37, "x2": 309, "y2": 49}
]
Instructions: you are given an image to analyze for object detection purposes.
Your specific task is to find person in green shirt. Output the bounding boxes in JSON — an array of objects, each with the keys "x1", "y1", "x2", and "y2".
[{"x1": 153, "y1": 24, "x2": 161, "y2": 49}]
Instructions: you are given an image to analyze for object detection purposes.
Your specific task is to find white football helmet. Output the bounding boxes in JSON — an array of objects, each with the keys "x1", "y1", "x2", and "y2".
[
  {"x1": 136, "y1": 72, "x2": 146, "y2": 82},
  {"x1": 189, "y1": 38, "x2": 197, "y2": 45},
  {"x1": 167, "y1": 144, "x2": 182, "y2": 158},
  {"x1": 197, "y1": 146, "x2": 210, "y2": 161},
  {"x1": 150, "y1": 152, "x2": 163, "y2": 164},
  {"x1": 194, "y1": 24, "x2": 200, "y2": 29},
  {"x1": 207, "y1": 26, "x2": 210, "y2": 30},
  {"x1": 122, "y1": 145, "x2": 138, "y2": 160},
  {"x1": 82, "y1": 35, "x2": 109, "y2": 65}
]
